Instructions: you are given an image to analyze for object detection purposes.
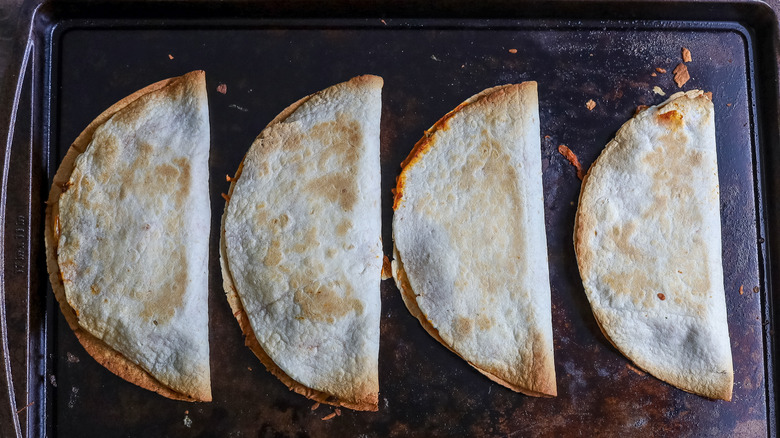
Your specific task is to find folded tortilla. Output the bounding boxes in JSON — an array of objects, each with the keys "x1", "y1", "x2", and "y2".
[
  {"x1": 221, "y1": 75, "x2": 383, "y2": 411},
  {"x1": 574, "y1": 90, "x2": 733, "y2": 400},
  {"x1": 44, "y1": 71, "x2": 211, "y2": 402},
  {"x1": 391, "y1": 82, "x2": 557, "y2": 397}
]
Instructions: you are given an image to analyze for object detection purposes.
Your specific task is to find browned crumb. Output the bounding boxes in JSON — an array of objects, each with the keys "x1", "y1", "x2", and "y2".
[
  {"x1": 544, "y1": 135, "x2": 551, "y2": 140},
  {"x1": 335, "y1": 408, "x2": 342, "y2": 416},
  {"x1": 221, "y1": 193, "x2": 230, "y2": 202},
  {"x1": 184, "y1": 410, "x2": 189, "y2": 415},
  {"x1": 657, "y1": 293, "x2": 666, "y2": 300},
  {"x1": 739, "y1": 285, "x2": 744, "y2": 295},
  {"x1": 380, "y1": 19, "x2": 387, "y2": 25},
  {"x1": 754, "y1": 286, "x2": 760, "y2": 293},
  {"x1": 635, "y1": 105, "x2": 649, "y2": 115},
  {"x1": 168, "y1": 54, "x2": 174, "y2": 60},
  {"x1": 585, "y1": 99, "x2": 596, "y2": 111},
  {"x1": 311, "y1": 402, "x2": 321, "y2": 411},
  {"x1": 381, "y1": 255, "x2": 392, "y2": 280},
  {"x1": 673, "y1": 63, "x2": 690, "y2": 88},
  {"x1": 682, "y1": 47, "x2": 692, "y2": 62},
  {"x1": 651, "y1": 72, "x2": 657, "y2": 77},
  {"x1": 704, "y1": 91, "x2": 713, "y2": 100},
  {"x1": 508, "y1": 48, "x2": 518, "y2": 54},
  {"x1": 627, "y1": 364, "x2": 646, "y2": 376},
  {"x1": 727, "y1": 103, "x2": 732, "y2": 107},
  {"x1": 557, "y1": 145, "x2": 585, "y2": 180},
  {"x1": 322, "y1": 412, "x2": 337, "y2": 421},
  {"x1": 217, "y1": 83, "x2": 227, "y2": 94},
  {"x1": 655, "y1": 67, "x2": 667, "y2": 73},
  {"x1": 225, "y1": 174, "x2": 232, "y2": 182}
]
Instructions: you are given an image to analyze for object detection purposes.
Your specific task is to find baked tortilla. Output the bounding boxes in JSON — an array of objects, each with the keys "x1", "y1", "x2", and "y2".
[
  {"x1": 392, "y1": 82, "x2": 557, "y2": 397},
  {"x1": 44, "y1": 71, "x2": 211, "y2": 402},
  {"x1": 221, "y1": 75, "x2": 383, "y2": 411},
  {"x1": 574, "y1": 90, "x2": 733, "y2": 400}
]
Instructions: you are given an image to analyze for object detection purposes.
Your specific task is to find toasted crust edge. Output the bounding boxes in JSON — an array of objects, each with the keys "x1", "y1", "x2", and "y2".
[
  {"x1": 572, "y1": 90, "x2": 733, "y2": 401},
  {"x1": 391, "y1": 82, "x2": 557, "y2": 397},
  {"x1": 44, "y1": 71, "x2": 211, "y2": 402},
  {"x1": 219, "y1": 75, "x2": 383, "y2": 412}
]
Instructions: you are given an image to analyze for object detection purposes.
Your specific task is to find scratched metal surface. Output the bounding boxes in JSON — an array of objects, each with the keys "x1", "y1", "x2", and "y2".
[{"x1": 3, "y1": 5, "x2": 774, "y2": 438}]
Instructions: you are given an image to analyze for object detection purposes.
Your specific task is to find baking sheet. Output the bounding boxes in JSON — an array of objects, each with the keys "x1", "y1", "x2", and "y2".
[{"x1": 1, "y1": 2, "x2": 779, "y2": 436}]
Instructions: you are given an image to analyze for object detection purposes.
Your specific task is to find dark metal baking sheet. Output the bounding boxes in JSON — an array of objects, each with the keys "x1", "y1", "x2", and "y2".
[{"x1": 1, "y1": 1, "x2": 779, "y2": 437}]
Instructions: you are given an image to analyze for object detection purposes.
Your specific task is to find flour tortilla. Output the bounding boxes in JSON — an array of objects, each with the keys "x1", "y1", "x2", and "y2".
[
  {"x1": 44, "y1": 71, "x2": 211, "y2": 402},
  {"x1": 574, "y1": 90, "x2": 733, "y2": 400},
  {"x1": 392, "y1": 82, "x2": 557, "y2": 397},
  {"x1": 221, "y1": 75, "x2": 383, "y2": 411}
]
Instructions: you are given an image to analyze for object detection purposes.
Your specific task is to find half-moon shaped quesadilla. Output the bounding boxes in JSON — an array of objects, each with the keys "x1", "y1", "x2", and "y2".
[
  {"x1": 44, "y1": 71, "x2": 212, "y2": 401},
  {"x1": 392, "y1": 82, "x2": 557, "y2": 397},
  {"x1": 221, "y1": 75, "x2": 383, "y2": 411},
  {"x1": 574, "y1": 90, "x2": 733, "y2": 400}
]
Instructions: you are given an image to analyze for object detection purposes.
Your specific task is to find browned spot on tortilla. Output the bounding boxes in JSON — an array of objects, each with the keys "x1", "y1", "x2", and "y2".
[
  {"x1": 476, "y1": 314, "x2": 494, "y2": 330},
  {"x1": 156, "y1": 163, "x2": 179, "y2": 179},
  {"x1": 293, "y1": 280, "x2": 363, "y2": 323},
  {"x1": 454, "y1": 316, "x2": 473, "y2": 336},
  {"x1": 658, "y1": 109, "x2": 683, "y2": 125},
  {"x1": 139, "y1": 253, "x2": 187, "y2": 325},
  {"x1": 326, "y1": 248, "x2": 337, "y2": 258},
  {"x1": 90, "y1": 284, "x2": 100, "y2": 295},
  {"x1": 558, "y1": 144, "x2": 586, "y2": 180},
  {"x1": 704, "y1": 91, "x2": 713, "y2": 100},
  {"x1": 657, "y1": 293, "x2": 666, "y2": 300},
  {"x1": 308, "y1": 173, "x2": 357, "y2": 211},
  {"x1": 264, "y1": 239, "x2": 283, "y2": 266},
  {"x1": 336, "y1": 219, "x2": 353, "y2": 237}
]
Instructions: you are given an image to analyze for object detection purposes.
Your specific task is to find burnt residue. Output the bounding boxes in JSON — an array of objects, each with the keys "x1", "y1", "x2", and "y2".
[{"x1": 42, "y1": 17, "x2": 768, "y2": 438}]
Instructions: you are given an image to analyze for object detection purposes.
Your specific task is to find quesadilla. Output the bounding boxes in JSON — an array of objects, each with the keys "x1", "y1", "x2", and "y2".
[
  {"x1": 220, "y1": 75, "x2": 383, "y2": 411},
  {"x1": 44, "y1": 71, "x2": 211, "y2": 401},
  {"x1": 392, "y1": 82, "x2": 557, "y2": 397},
  {"x1": 574, "y1": 90, "x2": 733, "y2": 400}
]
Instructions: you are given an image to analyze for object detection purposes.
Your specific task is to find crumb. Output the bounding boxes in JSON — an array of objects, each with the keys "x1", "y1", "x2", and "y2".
[
  {"x1": 508, "y1": 48, "x2": 518, "y2": 54},
  {"x1": 226, "y1": 174, "x2": 232, "y2": 182},
  {"x1": 544, "y1": 135, "x2": 551, "y2": 140},
  {"x1": 657, "y1": 293, "x2": 666, "y2": 300},
  {"x1": 311, "y1": 402, "x2": 321, "y2": 411},
  {"x1": 585, "y1": 99, "x2": 596, "y2": 111},
  {"x1": 66, "y1": 352, "x2": 79, "y2": 363},
  {"x1": 727, "y1": 103, "x2": 732, "y2": 107},
  {"x1": 430, "y1": 55, "x2": 441, "y2": 62},
  {"x1": 673, "y1": 63, "x2": 690, "y2": 87},
  {"x1": 168, "y1": 54, "x2": 174, "y2": 60},
  {"x1": 335, "y1": 408, "x2": 342, "y2": 416},
  {"x1": 655, "y1": 67, "x2": 667, "y2": 73},
  {"x1": 682, "y1": 47, "x2": 692, "y2": 62},
  {"x1": 247, "y1": 366, "x2": 252, "y2": 371},
  {"x1": 557, "y1": 145, "x2": 586, "y2": 180},
  {"x1": 754, "y1": 286, "x2": 760, "y2": 293},
  {"x1": 49, "y1": 375, "x2": 57, "y2": 387},
  {"x1": 381, "y1": 255, "x2": 392, "y2": 280},
  {"x1": 185, "y1": 410, "x2": 189, "y2": 415},
  {"x1": 652, "y1": 86, "x2": 665, "y2": 96},
  {"x1": 183, "y1": 414, "x2": 192, "y2": 428},
  {"x1": 627, "y1": 364, "x2": 646, "y2": 376},
  {"x1": 380, "y1": 19, "x2": 387, "y2": 25},
  {"x1": 704, "y1": 92, "x2": 713, "y2": 100},
  {"x1": 322, "y1": 412, "x2": 337, "y2": 421},
  {"x1": 739, "y1": 285, "x2": 744, "y2": 295},
  {"x1": 635, "y1": 105, "x2": 649, "y2": 115},
  {"x1": 221, "y1": 193, "x2": 230, "y2": 202},
  {"x1": 217, "y1": 83, "x2": 227, "y2": 94},
  {"x1": 651, "y1": 72, "x2": 657, "y2": 77}
]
